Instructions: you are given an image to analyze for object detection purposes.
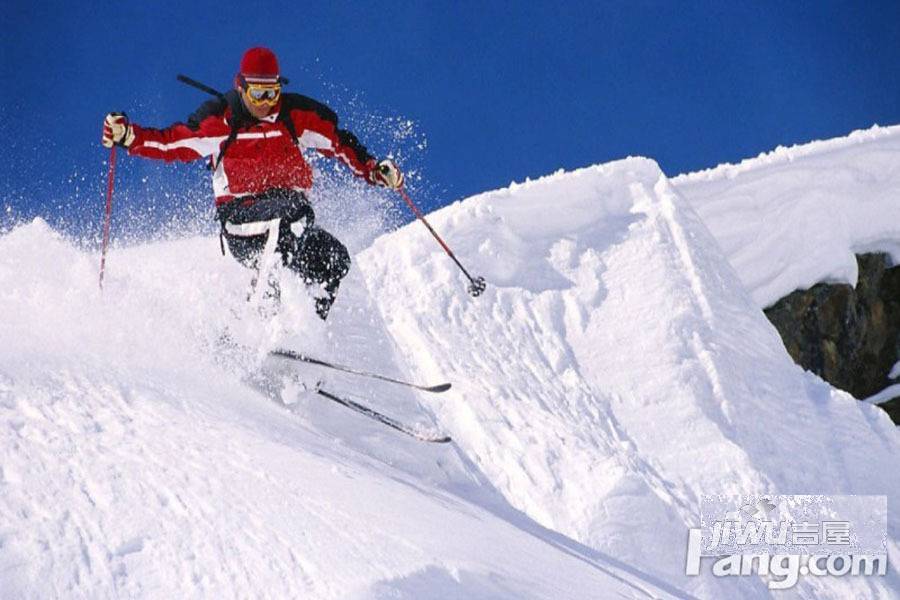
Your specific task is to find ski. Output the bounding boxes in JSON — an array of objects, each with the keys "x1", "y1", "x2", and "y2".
[
  {"x1": 317, "y1": 388, "x2": 452, "y2": 444},
  {"x1": 269, "y1": 348, "x2": 451, "y2": 393}
]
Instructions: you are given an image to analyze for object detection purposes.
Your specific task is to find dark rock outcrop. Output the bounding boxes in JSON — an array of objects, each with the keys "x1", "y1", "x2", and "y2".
[{"x1": 764, "y1": 253, "x2": 900, "y2": 424}]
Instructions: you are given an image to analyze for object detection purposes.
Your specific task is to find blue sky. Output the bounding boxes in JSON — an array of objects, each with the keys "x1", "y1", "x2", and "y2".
[{"x1": 2, "y1": 1, "x2": 899, "y2": 238}]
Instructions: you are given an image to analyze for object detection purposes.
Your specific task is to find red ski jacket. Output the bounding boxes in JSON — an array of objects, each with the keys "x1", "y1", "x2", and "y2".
[{"x1": 128, "y1": 91, "x2": 376, "y2": 206}]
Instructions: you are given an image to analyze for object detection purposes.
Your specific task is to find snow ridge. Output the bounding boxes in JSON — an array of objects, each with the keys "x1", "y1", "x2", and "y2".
[
  {"x1": 672, "y1": 123, "x2": 900, "y2": 184},
  {"x1": 673, "y1": 123, "x2": 900, "y2": 307}
]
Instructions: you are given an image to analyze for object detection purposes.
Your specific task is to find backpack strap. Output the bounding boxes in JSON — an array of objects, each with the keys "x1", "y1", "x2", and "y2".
[
  {"x1": 213, "y1": 92, "x2": 302, "y2": 171},
  {"x1": 277, "y1": 93, "x2": 341, "y2": 151},
  {"x1": 278, "y1": 102, "x2": 301, "y2": 148},
  {"x1": 212, "y1": 91, "x2": 247, "y2": 172}
]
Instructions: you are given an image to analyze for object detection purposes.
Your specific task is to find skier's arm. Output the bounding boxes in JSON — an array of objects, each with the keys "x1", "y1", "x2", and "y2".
[
  {"x1": 287, "y1": 104, "x2": 376, "y2": 180},
  {"x1": 290, "y1": 107, "x2": 404, "y2": 189},
  {"x1": 128, "y1": 117, "x2": 227, "y2": 163}
]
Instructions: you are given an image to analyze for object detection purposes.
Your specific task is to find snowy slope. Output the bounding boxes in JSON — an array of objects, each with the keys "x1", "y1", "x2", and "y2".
[
  {"x1": 2, "y1": 142, "x2": 899, "y2": 598},
  {"x1": 0, "y1": 221, "x2": 681, "y2": 599},
  {"x1": 359, "y1": 157, "x2": 900, "y2": 598},
  {"x1": 672, "y1": 124, "x2": 900, "y2": 308}
]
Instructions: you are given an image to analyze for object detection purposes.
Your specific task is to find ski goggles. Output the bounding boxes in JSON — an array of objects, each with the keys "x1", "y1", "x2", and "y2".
[{"x1": 244, "y1": 83, "x2": 281, "y2": 106}]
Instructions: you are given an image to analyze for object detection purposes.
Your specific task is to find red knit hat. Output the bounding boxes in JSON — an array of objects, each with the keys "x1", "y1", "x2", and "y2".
[{"x1": 239, "y1": 47, "x2": 280, "y2": 83}]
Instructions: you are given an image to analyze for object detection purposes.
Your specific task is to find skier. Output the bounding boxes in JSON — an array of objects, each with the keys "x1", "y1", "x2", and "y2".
[{"x1": 101, "y1": 46, "x2": 403, "y2": 319}]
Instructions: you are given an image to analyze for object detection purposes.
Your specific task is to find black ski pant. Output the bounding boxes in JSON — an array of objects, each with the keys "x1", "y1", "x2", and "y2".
[{"x1": 217, "y1": 189, "x2": 350, "y2": 319}]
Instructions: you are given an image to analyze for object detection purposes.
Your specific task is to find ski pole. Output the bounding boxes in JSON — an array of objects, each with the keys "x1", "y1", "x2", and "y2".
[
  {"x1": 98, "y1": 146, "x2": 117, "y2": 290},
  {"x1": 397, "y1": 187, "x2": 486, "y2": 297}
]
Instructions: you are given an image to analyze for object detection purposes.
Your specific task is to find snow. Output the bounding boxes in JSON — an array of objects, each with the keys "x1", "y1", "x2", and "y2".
[
  {"x1": 672, "y1": 124, "x2": 900, "y2": 307},
  {"x1": 863, "y1": 384, "x2": 900, "y2": 406},
  {"x1": 0, "y1": 220, "x2": 674, "y2": 600},
  {"x1": 359, "y1": 157, "x2": 900, "y2": 598},
  {"x1": 891, "y1": 360, "x2": 900, "y2": 381},
  {"x1": 2, "y1": 130, "x2": 900, "y2": 598}
]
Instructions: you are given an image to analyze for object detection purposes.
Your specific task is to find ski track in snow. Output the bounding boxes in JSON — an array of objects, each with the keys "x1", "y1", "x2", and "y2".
[{"x1": 2, "y1": 124, "x2": 900, "y2": 599}]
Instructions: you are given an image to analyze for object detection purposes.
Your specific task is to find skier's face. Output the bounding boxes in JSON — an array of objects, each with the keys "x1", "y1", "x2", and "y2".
[
  {"x1": 240, "y1": 88, "x2": 278, "y2": 119},
  {"x1": 236, "y1": 80, "x2": 281, "y2": 119}
]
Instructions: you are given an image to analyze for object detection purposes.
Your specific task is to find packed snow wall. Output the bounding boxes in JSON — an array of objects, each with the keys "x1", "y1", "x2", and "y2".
[{"x1": 359, "y1": 157, "x2": 900, "y2": 598}]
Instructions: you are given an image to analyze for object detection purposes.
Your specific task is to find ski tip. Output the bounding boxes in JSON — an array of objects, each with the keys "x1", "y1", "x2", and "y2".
[
  {"x1": 428, "y1": 435, "x2": 453, "y2": 444},
  {"x1": 426, "y1": 383, "x2": 452, "y2": 393}
]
